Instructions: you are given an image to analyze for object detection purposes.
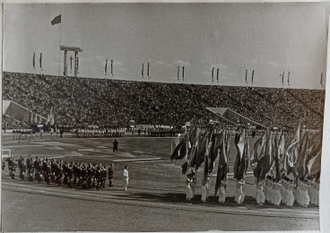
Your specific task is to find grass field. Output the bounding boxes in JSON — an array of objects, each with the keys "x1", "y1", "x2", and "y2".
[
  {"x1": 0, "y1": 132, "x2": 295, "y2": 201},
  {"x1": 2, "y1": 132, "x2": 260, "y2": 195},
  {"x1": 1, "y1": 132, "x2": 320, "y2": 231}
]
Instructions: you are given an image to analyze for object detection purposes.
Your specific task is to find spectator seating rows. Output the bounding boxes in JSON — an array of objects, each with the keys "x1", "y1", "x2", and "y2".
[{"x1": 2, "y1": 72, "x2": 325, "y2": 130}]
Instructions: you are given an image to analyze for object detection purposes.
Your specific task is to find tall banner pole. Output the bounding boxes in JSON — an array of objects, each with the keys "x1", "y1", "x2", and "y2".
[
  {"x1": 58, "y1": 22, "x2": 62, "y2": 76},
  {"x1": 212, "y1": 67, "x2": 214, "y2": 83},
  {"x1": 111, "y1": 59, "x2": 113, "y2": 76},
  {"x1": 245, "y1": 69, "x2": 248, "y2": 84},
  {"x1": 142, "y1": 63, "x2": 144, "y2": 78}
]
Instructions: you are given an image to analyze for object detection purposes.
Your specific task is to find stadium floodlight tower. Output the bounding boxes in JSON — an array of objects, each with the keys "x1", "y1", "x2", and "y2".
[{"x1": 60, "y1": 46, "x2": 83, "y2": 77}]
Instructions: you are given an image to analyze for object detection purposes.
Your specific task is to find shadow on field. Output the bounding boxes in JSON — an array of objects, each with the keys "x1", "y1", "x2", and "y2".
[
  {"x1": 124, "y1": 192, "x2": 311, "y2": 210},
  {"x1": 2, "y1": 170, "x2": 317, "y2": 211}
]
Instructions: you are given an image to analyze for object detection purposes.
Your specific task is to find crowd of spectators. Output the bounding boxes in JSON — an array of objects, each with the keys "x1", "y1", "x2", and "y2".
[
  {"x1": 2, "y1": 114, "x2": 30, "y2": 130},
  {"x1": 2, "y1": 72, "x2": 325, "y2": 130}
]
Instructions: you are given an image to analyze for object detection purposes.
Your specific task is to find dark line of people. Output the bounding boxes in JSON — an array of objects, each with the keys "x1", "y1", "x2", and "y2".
[
  {"x1": 72, "y1": 128, "x2": 125, "y2": 138},
  {"x1": 3, "y1": 155, "x2": 114, "y2": 190}
]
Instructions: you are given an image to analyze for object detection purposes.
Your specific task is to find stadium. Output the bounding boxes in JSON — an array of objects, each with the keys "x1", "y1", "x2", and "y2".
[
  {"x1": 2, "y1": 71, "x2": 325, "y2": 130},
  {"x1": 1, "y1": 3, "x2": 328, "y2": 232}
]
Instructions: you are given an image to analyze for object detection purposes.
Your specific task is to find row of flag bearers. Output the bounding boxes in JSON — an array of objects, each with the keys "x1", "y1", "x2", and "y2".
[
  {"x1": 171, "y1": 120, "x2": 322, "y2": 207},
  {"x1": 253, "y1": 177, "x2": 319, "y2": 207}
]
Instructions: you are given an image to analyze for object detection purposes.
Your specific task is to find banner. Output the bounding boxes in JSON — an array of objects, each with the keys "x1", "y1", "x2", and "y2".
[
  {"x1": 111, "y1": 59, "x2": 113, "y2": 76},
  {"x1": 142, "y1": 63, "x2": 144, "y2": 78},
  {"x1": 33, "y1": 52, "x2": 35, "y2": 69},
  {"x1": 39, "y1": 53, "x2": 42, "y2": 70},
  {"x1": 245, "y1": 69, "x2": 248, "y2": 84}
]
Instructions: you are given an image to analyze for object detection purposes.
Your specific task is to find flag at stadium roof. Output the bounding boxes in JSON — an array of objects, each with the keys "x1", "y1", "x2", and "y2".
[{"x1": 51, "y1": 14, "x2": 61, "y2": 25}]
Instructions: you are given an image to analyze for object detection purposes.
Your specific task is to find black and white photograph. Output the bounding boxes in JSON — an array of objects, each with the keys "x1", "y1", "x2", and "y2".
[{"x1": 1, "y1": 2, "x2": 330, "y2": 232}]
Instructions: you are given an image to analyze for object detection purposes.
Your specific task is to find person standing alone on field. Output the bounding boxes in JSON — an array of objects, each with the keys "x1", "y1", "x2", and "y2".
[
  {"x1": 123, "y1": 166, "x2": 129, "y2": 191},
  {"x1": 113, "y1": 139, "x2": 118, "y2": 152}
]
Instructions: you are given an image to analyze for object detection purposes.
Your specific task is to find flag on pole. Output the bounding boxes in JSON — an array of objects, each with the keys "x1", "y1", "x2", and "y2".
[
  {"x1": 263, "y1": 131, "x2": 274, "y2": 178},
  {"x1": 214, "y1": 130, "x2": 231, "y2": 195},
  {"x1": 277, "y1": 132, "x2": 286, "y2": 177},
  {"x1": 212, "y1": 67, "x2": 214, "y2": 82},
  {"x1": 105, "y1": 59, "x2": 108, "y2": 74},
  {"x1": 271, "y1": 132, "x2": 282, "y2": 181},
  {"x1": 194, "y1": 131, "x2": 210, "y2": 169},
  {"x1": 170, "y1": 137, "x2": 186, "y2": 160},
  {"x1": 51, "y1": 14, "x2": 61, "y2": 25},
  {"x1": 111, "y1": 60, "x2": 113, "y2": 76},
  {"x1": 217, "y1": 68, "x2": 219, "y2": 82},
  {"x1": 245, "y1": 69, "x2": 248, "y2": 84},
  {"x1": 182, "y1": 66, "x2": 185, "y2": 80},
  {"x1": 39, "y1": 53, "x2": 42, "y2": 70},
  {"x1": 251, "y1": 131, "x2": 273, "y2": 180},
  {"x1": 181, "y1": 127, "x2": 201, "y2": 174},
  {"x1": 33, "y1": 52, "x2": 35, "y2": 69},
  {"x1": 281, "y1": 73, "x2": 284, "y2": 85},
  {"x1": 233, "y1": 129, "x2": 249, "y2": 180},
  {"x1": 147, "y1": 63, "x2": 150, "y2": 78},
  {"x1": 250, "y1": 132, "x2": 267, "y2": 165},
  {"x1": 285, "y1": 121, "x2": 301, "y2": 176},
  {"x1": 251, "y1": 70, "x2": 254, "y2": 84},
  {"x1": 208, "y1": 130, "x2": 218, "y2": 172},
  {"x1": 177, "y1": 66, "x2": 180, "y2": 80},
  {"x1": 142, "y1": 63, "x2": 144, "y2": 78},
  {"x1": 307, "y1": 151, "x2": 321, "y2": 176},
  {"x1": 287, "y1": 71, "x2": 290, "y2": 85},
  {"x1": 296, "y1": 131, "x2": 309, "y2": 179},
  {"x1": 202, "y1": 144, "x2": 210, "y2": 187},
  {"x1": 305, "y1": 132, "x2": 322, "y2": 176}
]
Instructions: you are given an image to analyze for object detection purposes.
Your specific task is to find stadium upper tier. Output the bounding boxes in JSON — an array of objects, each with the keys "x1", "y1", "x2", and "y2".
[{"x1": 2, "y1": 72, "x2": 325, "y2": 129}]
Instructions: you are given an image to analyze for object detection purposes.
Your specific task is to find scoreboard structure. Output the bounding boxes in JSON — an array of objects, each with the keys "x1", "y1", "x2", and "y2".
[{"x1": 60, "y1": 46, "x2": 83, "y2": 77}]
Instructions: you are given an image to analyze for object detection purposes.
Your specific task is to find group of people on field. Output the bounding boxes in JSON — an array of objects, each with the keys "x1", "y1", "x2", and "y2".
[
  {"x1": 253, "y1": 176, "x2": 319, "y2": 208},
  {"x1": 3, "y1": 155, "x2": 116, "y2": 191},
  {"x1": 72, "y1": 128, "x2": 125, "y2": 138},
  {"x1": 12, "y1": 128, "x2": 64, "y2": 140},
  {"x1": 185, "y1": 170, "x2": 319, "y2": 208}
]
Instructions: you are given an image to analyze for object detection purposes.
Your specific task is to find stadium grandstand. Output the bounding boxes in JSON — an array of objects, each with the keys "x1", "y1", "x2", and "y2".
[{"x1": 2, "y1": 71, "x2": 325, "y2": 131}]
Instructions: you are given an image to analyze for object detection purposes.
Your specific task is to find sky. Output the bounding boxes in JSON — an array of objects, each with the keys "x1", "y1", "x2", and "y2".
[{"x1": 3, "y1": 2, "x2": 330, "y2": 89}]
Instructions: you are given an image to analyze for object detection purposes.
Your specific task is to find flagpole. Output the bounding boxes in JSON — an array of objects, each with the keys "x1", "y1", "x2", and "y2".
[{"x1": 59, "y1": 21, "x2": 62, "y2": 76}]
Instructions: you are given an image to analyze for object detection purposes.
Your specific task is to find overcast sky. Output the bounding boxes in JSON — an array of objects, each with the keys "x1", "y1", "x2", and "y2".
[{"x1": 3, "y1": 2, "x2": 330, "y2": 89}]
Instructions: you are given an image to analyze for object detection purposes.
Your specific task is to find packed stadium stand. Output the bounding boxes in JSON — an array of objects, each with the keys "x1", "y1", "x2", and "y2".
[{"x1": 2, "y1": 72, "x2": 325, "y2": 130}]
